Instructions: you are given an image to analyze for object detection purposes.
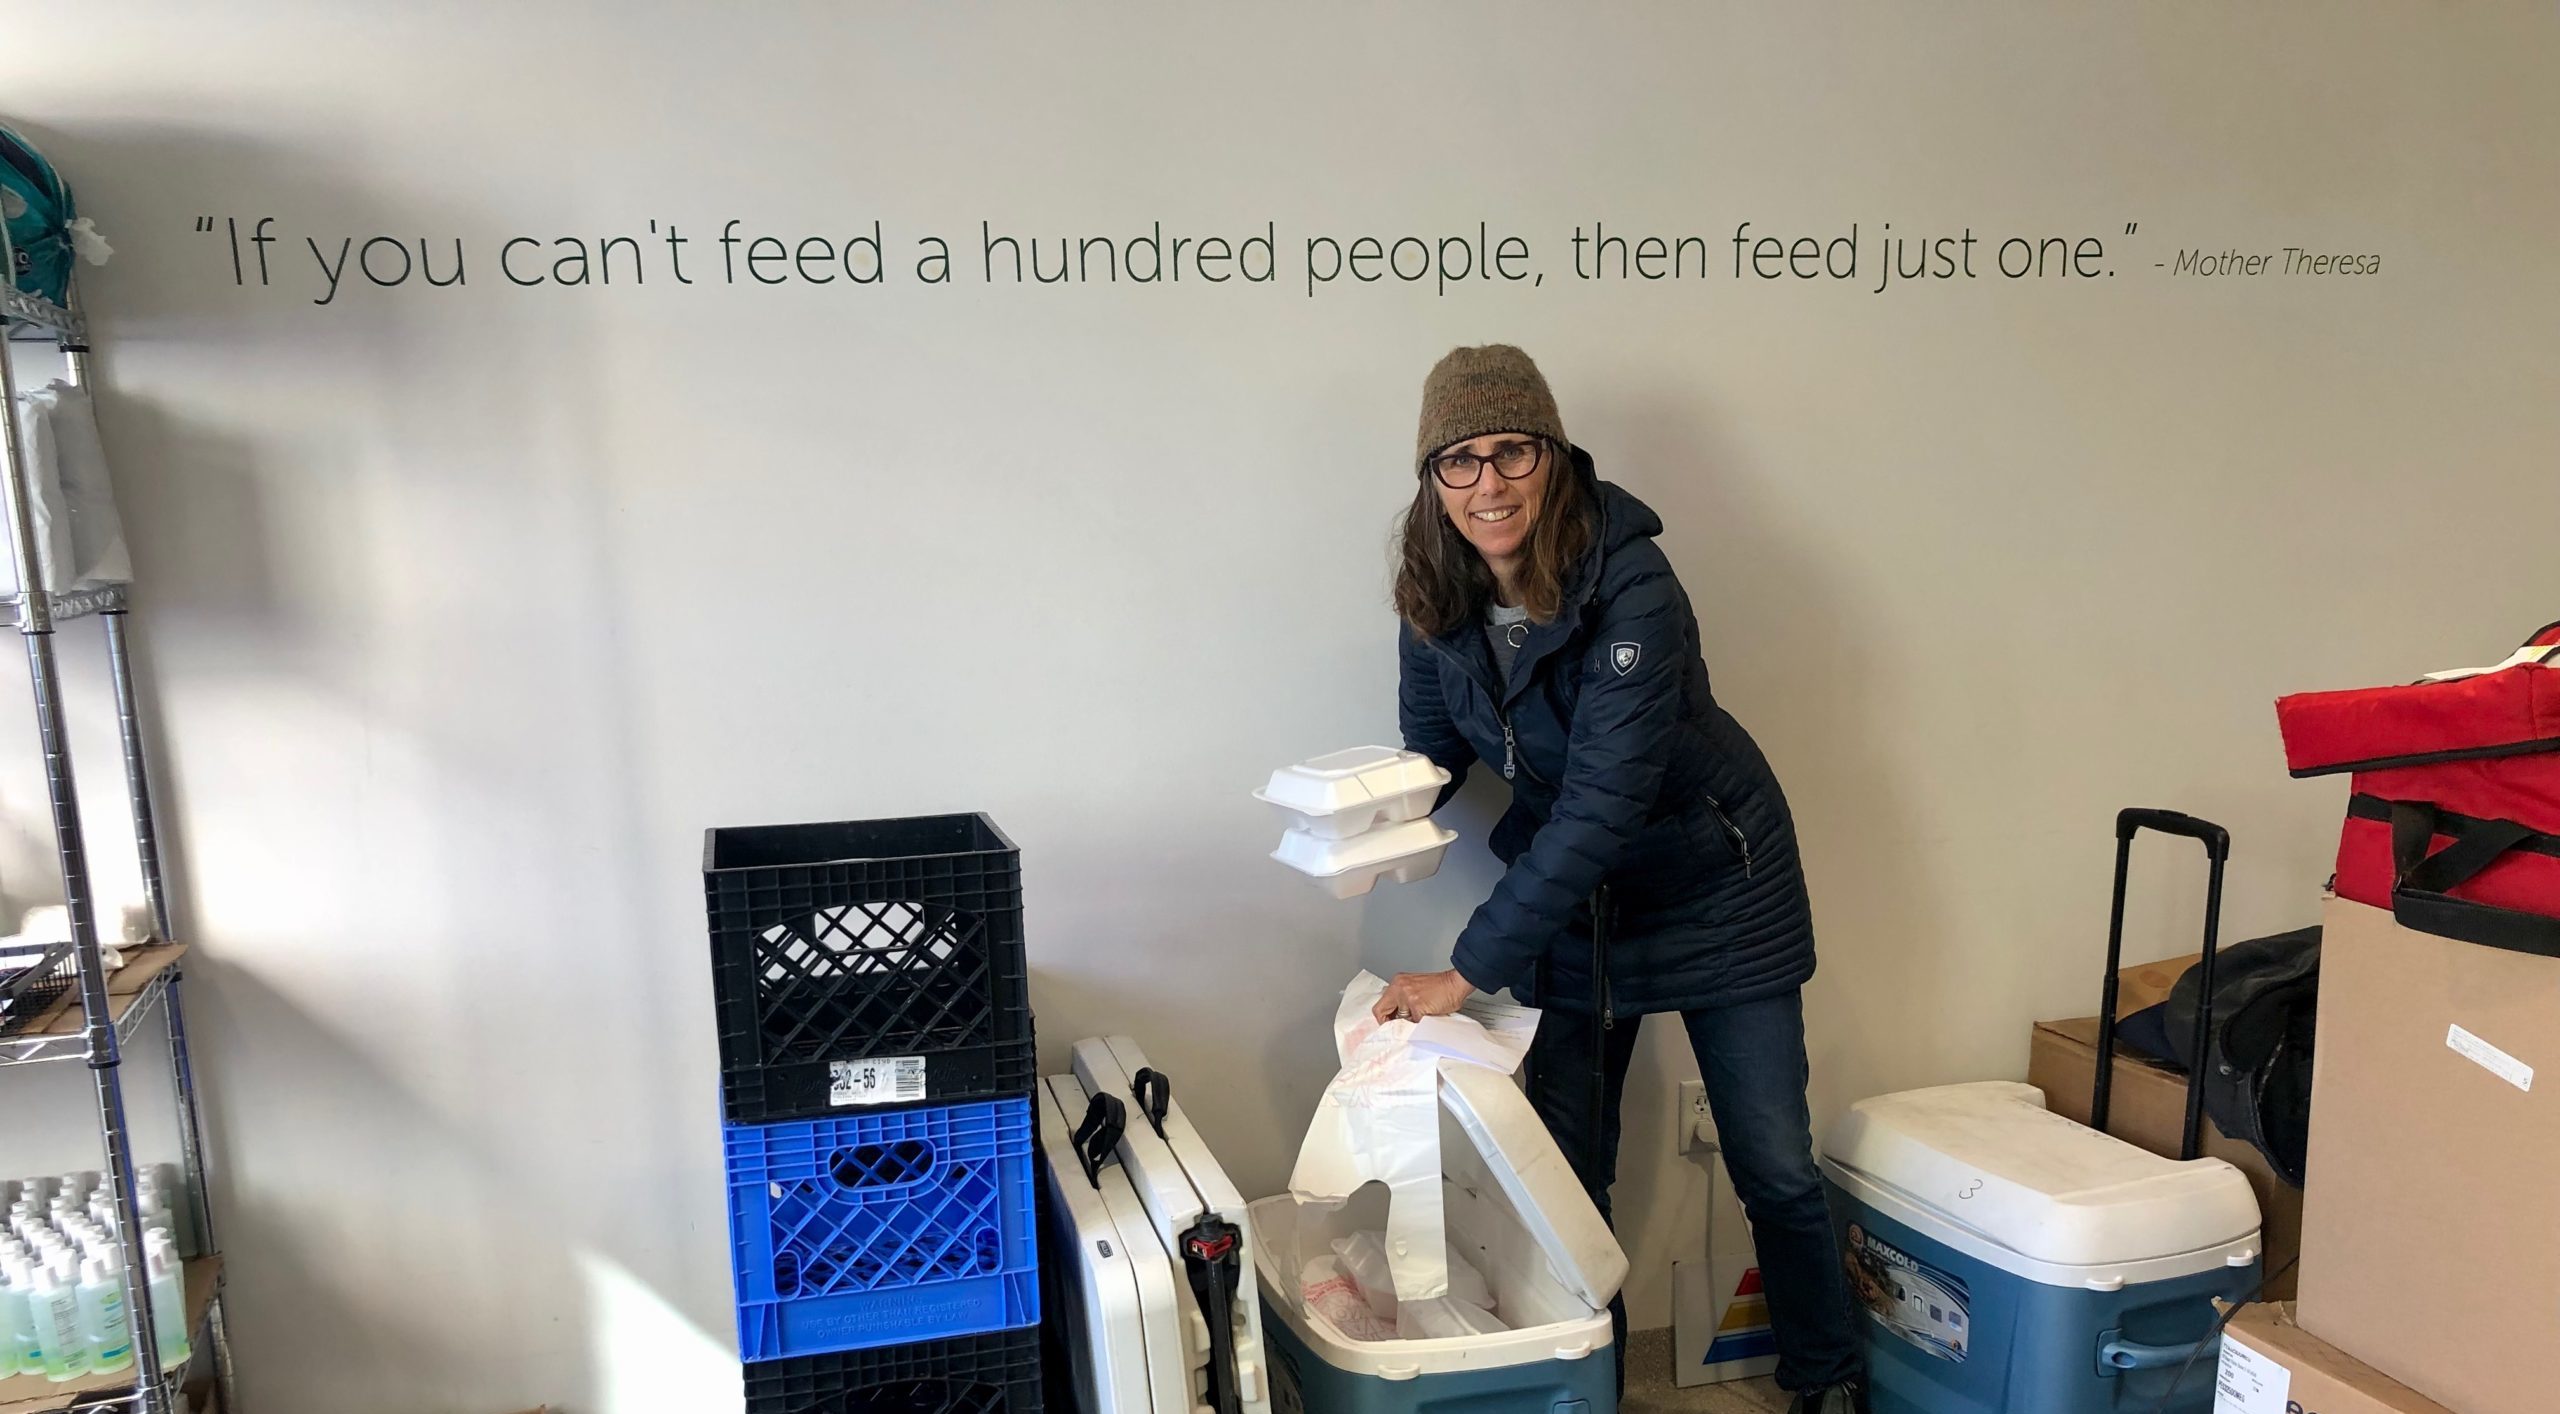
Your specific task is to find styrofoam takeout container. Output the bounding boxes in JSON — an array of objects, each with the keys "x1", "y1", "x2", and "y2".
[
  {"x1": 1256, "y1": 746, "x2": 1452, "y2": 840},
  {"x1": 1272, "y1": 818, "x2": 1459, "y2": 899}
]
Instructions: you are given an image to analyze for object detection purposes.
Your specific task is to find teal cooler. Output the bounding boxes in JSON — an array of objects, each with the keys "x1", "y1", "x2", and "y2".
[
  {"x1": 1820, "y1": 1082, "x2": 2264, "y2": 1414},
  {"x1": 1252, "y1": 1063, "x2": 1628, "y2": 1414}
]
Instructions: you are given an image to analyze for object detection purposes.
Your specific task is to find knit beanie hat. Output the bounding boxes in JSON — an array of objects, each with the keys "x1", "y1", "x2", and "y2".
[{"x1": 1414, "y1": 344, "x2": 1568, "y2": 473}]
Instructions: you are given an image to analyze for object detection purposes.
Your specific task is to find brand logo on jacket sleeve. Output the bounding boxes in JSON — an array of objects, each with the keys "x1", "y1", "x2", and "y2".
[{"x1": 1611, "y1": 642, "x2": 1641, "y2": 675}]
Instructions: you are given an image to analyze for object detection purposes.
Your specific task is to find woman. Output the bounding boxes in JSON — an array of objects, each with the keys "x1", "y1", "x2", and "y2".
[{"x1": 1372, "y1": 345, "x2": 1867, "y2": 1414}]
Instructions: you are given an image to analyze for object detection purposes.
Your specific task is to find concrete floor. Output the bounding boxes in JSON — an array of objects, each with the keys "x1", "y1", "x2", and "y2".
[{"x1": 1622, "y1": 1328, "x2": 1791, "y2": 1413}]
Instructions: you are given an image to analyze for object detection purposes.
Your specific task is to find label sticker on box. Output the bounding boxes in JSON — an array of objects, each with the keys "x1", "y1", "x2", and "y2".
[
  {"x1": 2446, "y1": 1023, "x2": 2533, "y2": 1093},
  {"x1": 829, "y1": 1056, "x2": 927, "y2": 1106},
  {"x1": 2214, "y1": 1334, "x2": 2290, "y2": 1414}
]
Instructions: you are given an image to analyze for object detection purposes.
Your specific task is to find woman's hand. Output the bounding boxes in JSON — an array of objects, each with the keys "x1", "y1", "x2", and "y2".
[{"x1": 1372, "y1": 968, "x2": 1476, "y2": 1023}]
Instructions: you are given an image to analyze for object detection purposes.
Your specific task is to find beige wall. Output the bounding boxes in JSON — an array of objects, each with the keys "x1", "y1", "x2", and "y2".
[{"x1": 5, "y1": 4, "x2": 2557, "y2": 1409}]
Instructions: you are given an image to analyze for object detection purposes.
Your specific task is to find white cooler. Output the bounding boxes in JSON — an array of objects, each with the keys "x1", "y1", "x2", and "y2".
[
  {"x1": 1037, "y1": 1036, "x2": 1273, "y2": 1414},
  {"x1": 1252, "y1": 1063, "x2": 1629, "y2": 1414},
  {"x1": 1820, "y1": 1081, "x2": 2264, "y2": 1414}
]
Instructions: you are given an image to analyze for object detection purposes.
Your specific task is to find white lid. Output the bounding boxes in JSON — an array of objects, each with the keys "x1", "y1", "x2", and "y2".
[
  {"x1": 1260, "y1": 748, "x2": 1449, "y2": 818},
  {"x1": 1271, "y1": 819, "x2": 1456, "y2": 879},
  {"x1": 1821, "y1": 1082, "x2": 2260, "y2": 1271},
  {"x1": 1436, "y1": 1063, "x2": 1628, "y2": 1308}
]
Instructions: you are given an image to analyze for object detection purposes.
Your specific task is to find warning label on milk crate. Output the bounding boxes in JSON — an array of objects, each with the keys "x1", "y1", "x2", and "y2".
[
  {"x1": 1844, "y1": 1223, "x2": 1970, "y2": 1363},
  {"x1": 829, "y1": 1056, "x2": 927, "y2": 1106}
]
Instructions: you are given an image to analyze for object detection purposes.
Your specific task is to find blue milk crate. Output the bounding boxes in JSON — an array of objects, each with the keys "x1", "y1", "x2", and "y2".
[{"x1": 727, "y1": 1097, "x2": 1040, "y2": 1361}]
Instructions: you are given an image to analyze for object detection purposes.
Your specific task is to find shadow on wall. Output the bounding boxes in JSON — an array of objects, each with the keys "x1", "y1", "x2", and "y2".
[
  {"x1": 199, "y1": 965, "x2": 591, "y2": 1406},
  {"x1": 1596, "y1": 392, "x2": 1950, "y2": 1116},
  {"x1": 18, "y1": 121, "x2": 727, "y2": 1407},
  {"x1": 30, "y1": 394, "x2": 276, "y2": 933}
]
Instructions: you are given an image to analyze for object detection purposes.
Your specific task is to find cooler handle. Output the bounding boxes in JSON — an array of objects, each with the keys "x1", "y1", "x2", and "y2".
[
  {"x1": 2099, "y1": 1330, "x2": 2220, "y2": 1373},
  {"x1": 2094, "y1": 809, "x2": 2230, "y2": 1161},
  {"x1": 1132, "y1": 1067, "x2": 1172, "y2": 1139},
  {"x1": 1070, "y1": 1093, "x2": 1126, "y2": 1189}
]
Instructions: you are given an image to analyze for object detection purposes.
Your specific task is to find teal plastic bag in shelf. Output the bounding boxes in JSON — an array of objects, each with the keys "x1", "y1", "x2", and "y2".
[{"x1": 0, "y1": 123, "x2": 108, "y2": 309}]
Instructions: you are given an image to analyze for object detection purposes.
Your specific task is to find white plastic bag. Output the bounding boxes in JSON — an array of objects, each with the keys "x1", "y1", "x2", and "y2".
[
  {"x1": 1299, "y1": 1255, "x2": 1396, "y2": 1342},
  {"x1": 1288, "y1": 973, "x2": 1540, "y2": 1303},
  {"x1": 1397, "y1": 1295, "x2": 1511, "y2": 1339},
  {"x1": 40, "y1": 383, "x2": 130, "y2": 588},
  {"x1": 1330, "y1": 1231, "x2": 1400, "y2": 1320},
  {"x1": 3, "y1": 382, "x2": 128, "y2": 595},
  {"x1": 1331, "y1": 1230, "x2": 1496, "y2": 1323}
]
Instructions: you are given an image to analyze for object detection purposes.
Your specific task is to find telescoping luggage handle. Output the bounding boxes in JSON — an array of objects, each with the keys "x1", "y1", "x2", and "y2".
[{"x1": 2093, "y1": 808, "x2": 2230, "y2": 1162}]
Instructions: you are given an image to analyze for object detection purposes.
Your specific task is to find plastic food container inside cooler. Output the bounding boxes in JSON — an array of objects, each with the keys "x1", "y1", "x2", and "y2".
[
  {"x1": 1271, "y1": 819, "x2": 1458, "y2": 899},
  {"x1": 1256, "y1": 747, "x2": 1450, "y2": 840}
]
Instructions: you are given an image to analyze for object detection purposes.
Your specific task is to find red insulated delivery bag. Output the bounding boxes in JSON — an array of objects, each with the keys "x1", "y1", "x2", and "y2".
[{"x1": 2276, "y1": 619, "x2": 2560, "y2": 957}]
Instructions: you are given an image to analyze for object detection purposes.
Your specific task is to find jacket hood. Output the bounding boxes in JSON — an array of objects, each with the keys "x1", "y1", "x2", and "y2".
[{"x1": 1565, "y1": 444, "x2": 1663, "y2": 609}]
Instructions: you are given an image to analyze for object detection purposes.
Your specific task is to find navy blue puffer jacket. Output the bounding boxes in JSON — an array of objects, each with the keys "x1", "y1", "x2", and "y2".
[{"x1": 1397, "y1": 448, "x2": 1816, "y2": 1018}]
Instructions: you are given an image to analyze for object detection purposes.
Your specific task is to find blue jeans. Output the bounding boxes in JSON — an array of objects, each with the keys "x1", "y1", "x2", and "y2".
[{"x1": 1524, "y1": 989, "x2": 1862, "y2": 1393}]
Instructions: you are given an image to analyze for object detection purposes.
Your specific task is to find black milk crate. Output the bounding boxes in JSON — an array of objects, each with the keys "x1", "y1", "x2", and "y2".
[
  {"x1": 0, "y1": 943, "x2": 74, "y2": 1037},
  {"x1": 745, "y1": 1324, "x2": 1044, "y2": 1414},
  {"x1": 707, "y1": 814, "x2": 1033, "y2": 1124}
]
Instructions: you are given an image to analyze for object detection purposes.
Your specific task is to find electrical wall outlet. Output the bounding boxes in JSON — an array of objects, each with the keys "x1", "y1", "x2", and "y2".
[{"x1": 1679, "y1": 1080, "x2": 1713, "y2": 1153}]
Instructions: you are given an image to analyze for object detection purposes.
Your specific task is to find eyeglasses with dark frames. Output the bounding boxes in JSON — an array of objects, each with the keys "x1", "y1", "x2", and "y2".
[{"x1": 1428, "y1": 437, "x2": 1548, "y2": 490}]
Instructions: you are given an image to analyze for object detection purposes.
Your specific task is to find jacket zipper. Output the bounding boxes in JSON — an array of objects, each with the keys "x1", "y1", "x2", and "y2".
[
  {"x1": 1500, "y1": 710, "x2": 1550, "y2": 787},
  {"x1": 1704, "y1": 795, "x2": 1755, "y2": 878},
  {"x1": 1593, "y1": 889, "x2": 1615, "y2": 1031}
]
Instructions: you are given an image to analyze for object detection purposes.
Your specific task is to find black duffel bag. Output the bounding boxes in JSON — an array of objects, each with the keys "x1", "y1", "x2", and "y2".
[{"x1": 2117, "y1": 926, "x2": 2321, "y2": 1187}]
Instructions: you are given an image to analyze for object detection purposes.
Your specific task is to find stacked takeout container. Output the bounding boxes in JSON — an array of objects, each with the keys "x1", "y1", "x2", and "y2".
[{"x1": 1259, "y1": 747, "x2": 1456, "y2": 898}]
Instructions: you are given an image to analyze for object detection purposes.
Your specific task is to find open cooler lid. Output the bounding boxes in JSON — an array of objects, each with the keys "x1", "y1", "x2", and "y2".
[
  {"x1": 1437, "y1": 1062, "x2": 1629, "y2": 1309},
  {"x1": 1821, "y1": 1081, "x2": 2260, "y2": 1270},
  {"x1": 1258, "y1": 746, "x2": 1449, "y2": 818}
]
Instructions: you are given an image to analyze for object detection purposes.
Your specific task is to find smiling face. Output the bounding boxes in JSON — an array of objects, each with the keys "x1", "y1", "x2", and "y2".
[{"x1": 1429, "y1": 434, "x2": 1551, "y2": 581}]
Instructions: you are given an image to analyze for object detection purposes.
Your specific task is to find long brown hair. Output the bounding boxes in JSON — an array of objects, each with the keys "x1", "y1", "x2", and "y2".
[{"x1": 1392, "y1": 438, "x2": 1594, "y2": 638}]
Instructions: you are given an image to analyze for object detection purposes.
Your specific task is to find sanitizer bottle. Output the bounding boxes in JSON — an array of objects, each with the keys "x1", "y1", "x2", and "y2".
[
  {"x1": 0, "y1": 1263, "x2": 24, "y2": 1378},
  {"x1": 144, "y1": 1235, "x2": 189, "y2": 1366},
  {"x1": 31, "y1": 1260, "x2": 90, "y2": 1382},
  {"x1": 78, "y1": 1253, "x2": 134, "y2": 1375}
]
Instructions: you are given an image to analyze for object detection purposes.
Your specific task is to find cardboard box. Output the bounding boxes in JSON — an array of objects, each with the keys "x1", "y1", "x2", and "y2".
[
  {"x1": 1671, "y1": 1153, "x2": 1779, "y2": 1387},
  {"x1": 2114, "y1": 948, "x2": 2203, "y2": 1016},
  {"x1": 2028, "y1": 1016, "x2": 2303, "y2": 1299},
  {"x1": 2214, "y1": 1303, "x2": 2453, "y2": 1414},
  {"x1": 2295, "y1": 898, "x2": 2556, "y2": 1414}
]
